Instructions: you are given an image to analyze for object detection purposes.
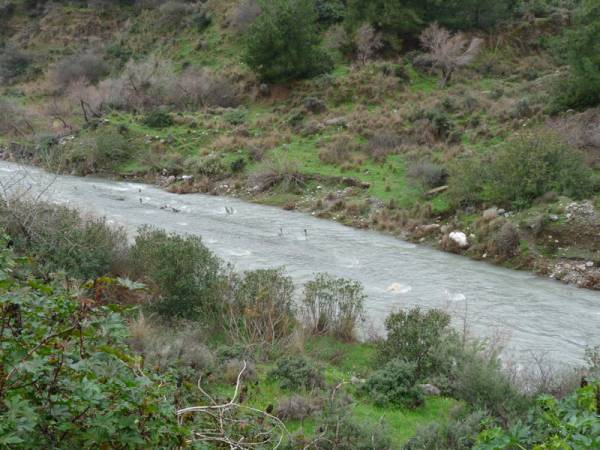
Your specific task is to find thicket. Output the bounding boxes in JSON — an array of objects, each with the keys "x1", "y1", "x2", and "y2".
[
  {"x1": 244, "y1": 0, "x2": 333, "y2": 82},
  {"x1": 448, "y1": 132, "x2": 597, "y2": 209}
]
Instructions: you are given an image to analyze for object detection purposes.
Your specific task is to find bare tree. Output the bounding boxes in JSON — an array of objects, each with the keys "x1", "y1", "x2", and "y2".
[
  {"x1": 230, "y1": 0, "x2": 261, "y2": 34},
  {"x1": 419, "y1": 23, "x2": 483, "y2": 87},
  {"x1": 354, "y1": 23, "x2": 383, "y2": 66}
]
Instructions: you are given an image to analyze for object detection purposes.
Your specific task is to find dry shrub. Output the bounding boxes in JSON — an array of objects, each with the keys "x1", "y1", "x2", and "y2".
[
  {"x1": 170, "y1": 67, "x2": 241, "y2": 109},
  {"x1": 129, "y1": 315, "x2": 216, "y2": 373},
  {"x1": 354, "y1": 23, "x2": 383, "y2": 65},
  {"x1": 229, "y1": 0, "x2": 261, "y2": 34},
  {"x1": 248, "y1": 157, "x2": 304, "y2": 192},
  {"x1": 487, "y1": 220, "x2": 520, "y2": 260},
  {"x1": 49, "y1": 53, "x2": 109, "y2": 92},
  {"x1": 156, "y1": 0, "x2": 196, "y2": 29},
  {"x1": 418, "y1": 23, "x2": 483, "y2": 87},
  {"x1": 0, "y1": 98, "x2": 33, "y2": 136},
  {"x1": 222, "y1": 359, "x2": 257, "y2": 384},
  {"x1": 408, "y1": 161, "x2": 448, "y2": 188},
  {"x1": 319, "y1": 135, "x2": 359, "y2": 166},
  {"x1": 367, "y1": 130, "x2": 402, "y2": 162},
  {"x1": 274, "y1": 395, "x2": 322, "y2": 421}
]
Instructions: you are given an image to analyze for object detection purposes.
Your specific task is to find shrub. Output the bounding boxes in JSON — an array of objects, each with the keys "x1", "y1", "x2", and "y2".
[
  {"x1": 404, "y1": 408, "x2": 490, "y2": 450},
  {"x1": 128, "y1": 226, "x2": 223, "y2": 319},
  {"x1": 0, "y1": 98, "x2": 29, "y2": 136},
  {"x1": 142, "y1": 109, "x2": 174, "y2": 128},
  {"x1": 0, "y1": 202, "x2": 128, "y2": 280},
  {"x1": 226, "y1": 268, "x2": 296, "y2": 345},
  {"x1": 0, "y1": 248, "x2": 184, "y2": 447},
  {"x1": 354, "y1": 23, "x2": 383, "y2": 65},
  {"x1": 362, "y1": 359, "x2": 424, "y2": 408},
  {"x1": 302, "y1": 273, "x2": 365, "y2": 341},
  {"x1": 0, "y1": 45, "x2": 32, "y2": 83},
  {"x1": 269, "y1": 356, "x2": 324, "y2": 390},
  {"x1": 68, "y1": 128, "x2": 131, "y2": 174},
  {"x1": 408, "y1": 161, "x2": 448, "y2": 188},
  {"x1": 156, "y1": 0, "x2": 195, "y2": 30},
  {"x1": 50, "y1": 53, "x2": 109, "y2": 91},
  {"x1": 249, "y1": 157, "x2": 305, "y2": 192},
  {"x1": 318, "y1": 136, "x2": 356, "y2": 165},
  {"x1": 367, "y1": 131, "x2": 402, "y2": 162},
  {"x1": 475, "y1": 383, "x2": 600, "y2": 448},
  {"x1": 244, "y1": 0, "x2": 333, "y2": 82},
  {"x1": 449, "y1": 132, "x2": 597, "y2": 208},
  {"x1": 378, "y1": 308, "x2": 454, "y2": 378},
  {"x1": 551, "y1": 0, "x2": 600, "y2": 111},
  {"x1": 173, "y1": 67, "x2": 241, "y2": 109},
  {"x1": 275, "y1": 395, "x2": 321, "y2": 420},
  {"x1": 488, "y1": 220, "x2": 520, "y2": 259}
]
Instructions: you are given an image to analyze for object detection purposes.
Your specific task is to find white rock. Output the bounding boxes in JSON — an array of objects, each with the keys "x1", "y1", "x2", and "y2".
[{"x1": 449, "y1": 231, "x2": 469, "y2": 248}]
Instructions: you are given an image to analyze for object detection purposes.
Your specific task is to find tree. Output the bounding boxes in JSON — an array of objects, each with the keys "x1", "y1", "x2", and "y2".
[
  {"x1": 244, "y1": 0, "x2": 333, "y2": 82},
  {"x1": 418, "y1": 23, "x2": 483, "y2": 87},
  {"x1": 552, "y1": 0, "x2": 600, "y2": 111},
  {"x1": 354, "y1": 23, "x2": 383, "y2": 65}
]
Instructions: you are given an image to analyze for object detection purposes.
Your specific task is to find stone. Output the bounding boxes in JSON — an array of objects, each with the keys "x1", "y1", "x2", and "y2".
[
  {"x1": 418, "y1": 384, "x2": 441, "y2": 396},
  {"x1": 449, "y1": 231, "x2": 469, "y2": 248},
  {"x1": 549, "y1": 214, "x2": 560, "y2": 222},
  {"x1": 483, "y1": 207, "x2": 498, "y2": 221},
  {"x1": 324, "y1": 117, "x2": 348, "y2": 127}
]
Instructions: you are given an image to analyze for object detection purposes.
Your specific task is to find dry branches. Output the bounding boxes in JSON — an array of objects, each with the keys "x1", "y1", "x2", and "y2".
[{"x1": 177, "y1": 361, "x2": 288, "y2": 449}]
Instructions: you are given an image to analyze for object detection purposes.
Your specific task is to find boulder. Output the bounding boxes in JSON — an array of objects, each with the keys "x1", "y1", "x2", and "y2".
[
  {"x1": 324, "y1": 117, "x2": 348, "y2": 127},
  {"x1": 449, "y1": 231, "x2": 469, "y2": 248}
]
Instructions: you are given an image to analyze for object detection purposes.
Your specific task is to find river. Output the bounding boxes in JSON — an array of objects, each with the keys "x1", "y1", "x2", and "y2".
[{"x1": 1, "y1": 160, "x2": 598, "y2": 365}]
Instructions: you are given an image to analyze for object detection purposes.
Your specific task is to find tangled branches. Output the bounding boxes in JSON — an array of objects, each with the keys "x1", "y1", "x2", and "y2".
[{"x1": 177, "y1": 361, "x2": 288, "y2": 449}]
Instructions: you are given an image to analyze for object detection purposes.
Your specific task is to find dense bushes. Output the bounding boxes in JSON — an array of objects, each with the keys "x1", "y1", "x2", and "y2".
[
  {"x1": 0, "y1": 202, "x2": 127, "y2": 280},
  {"x1": 449, "y1": 132, "x2": 597, "y2": 208},
  {"x1": 552, "y1": 0, "x2": 600, "y2": 111},
  {"x1": 129, "y1": 226, "x2": 223, "y2": 318},
  {"x1": 0, "y1": 246, "x2": 184, "y2": 447},
  {"x1": 244, "y1": 0, "x2": 333, "y2": 82},
  {"x1": 65, "y1": 128, "x2": 132, "y2": 174},
  {"x1": 269, "y1": 356, "x2": 324, "y2": 390},
  {"x1": 302, "y1": 273, "x2": 365, "y2": 340},
  {"x1": 362, "y1": 359, "x2": 424, "y2": 408}
]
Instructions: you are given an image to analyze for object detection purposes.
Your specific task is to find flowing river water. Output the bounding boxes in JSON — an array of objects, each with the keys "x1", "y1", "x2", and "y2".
[{"x1": 1, "y1": 160, "x2": 599, "y2": 365}]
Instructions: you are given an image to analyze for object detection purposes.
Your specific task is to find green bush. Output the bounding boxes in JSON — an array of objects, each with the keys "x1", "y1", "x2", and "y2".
[
  {"x1": 449, "y1": 132, "x2": 597, "y2": 209},
  {"x1": 551, "y1": 0, "x2": 600, "y2": 111},
  {"x1": 128, "y1": 226, "x2": 223, "y2": 319},
  {"x1": 226, "y1": 268, "x2": 296, "y2": 345},
  {"x1": 404, "y1": 408, "x2": 490, "y2": 450},
  {"x1": 244, "y1": 0, "x2": 333, "y2": 82},
  {"x1": 142, "y1": 110, "x2": 174, "y2": 128},
  {"x1": 0, "y1": 202, "x2": 128, "y2": 280},
  {"x1": 302, "y1": 273, "x2": 365, "y2": 341},
  {"x1": 378, "y1": 308, "x2": 455, "y2": 379},
  {"x1": 0, "y1": 246, "x2": 184, "y2": 447},
  {"x1": 66, "y1": 129, "x2": 131, "y2": 174},
  {"x1": 475, "y1": 383, "x2": 600, "y2": 449},
  {"x1": 0, "y1": 45, "x2": 32, "y2": 83},
  {"x1": 268, "y1": 356, "x2": 324, "y2": 390},
  {"x1": 362, "y1": 359, "x2": 424, "y2": 408}
]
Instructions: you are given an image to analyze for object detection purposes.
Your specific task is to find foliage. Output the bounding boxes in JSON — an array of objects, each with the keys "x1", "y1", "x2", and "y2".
[
  {"x1": 268, "y1": 356, "x2": 324, "y2": 390},
  {"x1": 362, "y1": 359, "x2": 424, "y2": 409},
  {"x1": 244, "y1": 0, "x2": 333, "y2": 82},
  {"x1": 142, "y1": 109, "x2": 174, "y2": 128},
  {"x1": 404, "y1": 408, "x2": 490, "y2": 450},
  {"x1": 0, "y1": 244, "x2": 185, "y2": 447},
  {"x1": 301, "y1": 273, "x2": 365, "y2": 341},
  {"x1": 50, "y1": 53, "x2": 108, "y2": 91},
  {"x1": 66, "y1": 128, "x2": 131, "y2": 173},
  {"x1": 0, "y1": 202, "x2": 127, "y2": 280},
  {"x1": 225, "y1": 268, "x2": 296, "y2": 345},
  {"x1": 551, "y1": 0, "x2": 600, "y2": 111},
  {"x1": 0, "y1": 45, "x2": 31, "y2": 83},
  {"x1": 377, "y1": 307, "x2": 454, "y2": 379},
  {"x1": 448, "y1": 132, "x2": 597, "y2": 209},
  {"x1": 128, "y1": 226, "x2": 222, "y2": 319},
  {"x1": 475, "y1": 383, "x2": 600, "y2": 449}
]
